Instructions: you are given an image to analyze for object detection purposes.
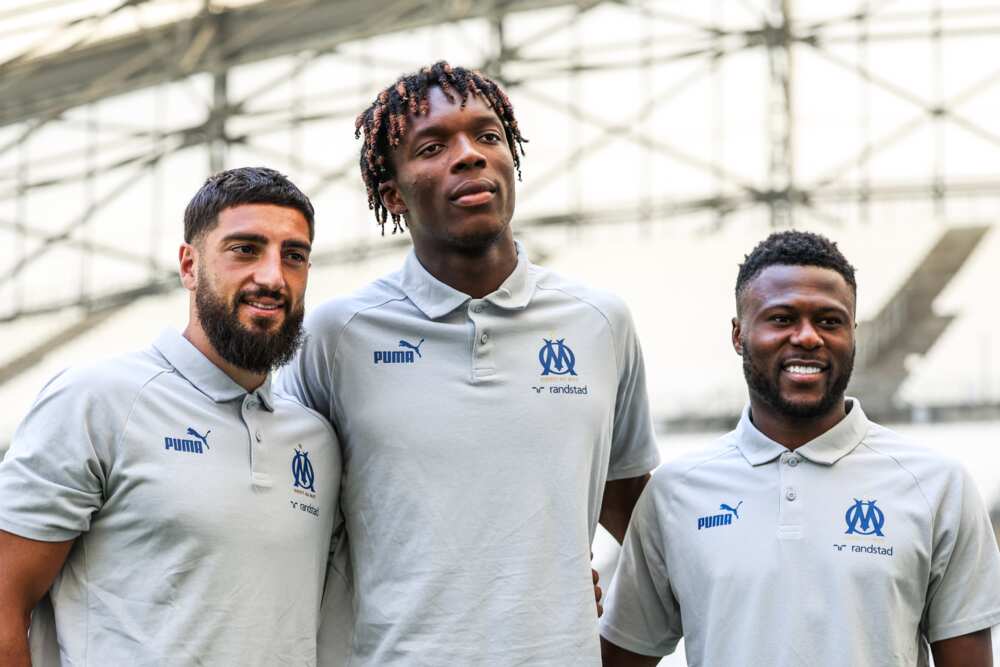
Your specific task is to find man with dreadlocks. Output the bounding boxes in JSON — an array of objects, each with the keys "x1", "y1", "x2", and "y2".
[{"x1": 279, "y1": 61, "x2": 659, "y2": 665}]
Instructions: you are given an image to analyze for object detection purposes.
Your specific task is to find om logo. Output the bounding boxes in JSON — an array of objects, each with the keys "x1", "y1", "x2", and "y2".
[
  {"x1": 291, "y1": 445, "x2": 316, "y2": 493},
  {"x1": 844, "y1": 498, "x2": 885, "y2": 536},
  {"x1": 538, "y1": 338, "x2": 577, "y2": 376}
]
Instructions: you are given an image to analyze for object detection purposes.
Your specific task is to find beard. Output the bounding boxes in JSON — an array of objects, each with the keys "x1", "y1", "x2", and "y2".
[
  {"x1": 195, "y1": 273, "x2": 304, "y2": 375},
  {"x1": 741, "y1": 336, "x2": 854, "y2": 420}
]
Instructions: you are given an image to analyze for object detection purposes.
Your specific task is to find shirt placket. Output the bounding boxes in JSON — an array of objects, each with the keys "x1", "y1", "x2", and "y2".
[
  {"x1": 241, "y1": 392, "x2": 272, "y2": 488},
  {"x1": 468, "y1": 299, "x2": 496, "y2": 381},
  {"x1": 777, "y1": 451, "x2": 803, "y2": 540}
]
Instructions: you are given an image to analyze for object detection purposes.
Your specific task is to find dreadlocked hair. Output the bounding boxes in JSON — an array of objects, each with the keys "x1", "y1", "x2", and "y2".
[{"x1": 354, "y1": 61, "x2": 528, "y2": 234}]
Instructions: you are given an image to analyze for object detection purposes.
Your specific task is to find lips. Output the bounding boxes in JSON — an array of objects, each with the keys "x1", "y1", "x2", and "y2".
[
  {"x1": 239, "y1": 293, "x2": 286, "y2": 317},
  {"x1": 449, "y1": 178, "x2": 497, "y2": 206},
  {"x1": 781, "y1": 359, "x2": 827, "y2": 380}
]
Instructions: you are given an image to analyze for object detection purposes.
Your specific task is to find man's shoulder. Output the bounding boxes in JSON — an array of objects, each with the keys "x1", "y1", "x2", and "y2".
[
  {"x1": 271, "y1": 392, "x2": 339, "y2": 440},
  {"x1": 856, "y1": 421, "x2": 969, "y2": 490},
  {"x1": 43, "y1": 346, "x2": 171, "y2": 399},
  {"x1": 306, "y1": 272, "x2": 408, "y2": 331},
  {"x1": 649, "y1": 434, "x2": 743, "y2": 490},
  {"x1": 531, "y1": 264, "x2": 633, "y2": 325}
]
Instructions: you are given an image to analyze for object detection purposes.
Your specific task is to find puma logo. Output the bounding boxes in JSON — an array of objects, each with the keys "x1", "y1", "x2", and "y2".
[
  {"x1": 720, "y1": 501, "x2": 743, "y2": 519},
  {"x1": 398, "y1": 338, "x2": 425, "y2": 358},
  {"x1": 186, "y1": 427, "x2": 211, "y2": 450}
]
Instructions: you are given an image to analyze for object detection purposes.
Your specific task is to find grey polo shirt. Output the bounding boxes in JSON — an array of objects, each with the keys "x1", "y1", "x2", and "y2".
[
  {"x1": 601, "y1": 399, "x2": 1000, "y2": 666},
  {"x1": 279, "y1": 243, "x2": 660, "y2": 666},
  {"x1": 0, "y1": 328, "x2": 341, "y2": 666}
]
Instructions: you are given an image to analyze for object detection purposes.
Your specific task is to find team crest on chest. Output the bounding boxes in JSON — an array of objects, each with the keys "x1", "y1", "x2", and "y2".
[
  {"x1": 529, "y1": 335, "x2": 589, "y2": 397},
  {"x1": 831, "y1": 497, "x2": 893, "y2": 558},
  {"x1": 288, "y1": 444, "x2": 320, "y2": 518}
]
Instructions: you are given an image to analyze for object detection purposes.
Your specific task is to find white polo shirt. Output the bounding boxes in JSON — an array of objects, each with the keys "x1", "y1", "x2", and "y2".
[
  {"x1": 0, "y1": 328, "x2": 342, "y2": 666},
  {"x1": 279, "y1": 243, "x2": 660, "y2": 666},
  {"x1": 601, "y1": 399, "x2": 1000, "y2": 666}
]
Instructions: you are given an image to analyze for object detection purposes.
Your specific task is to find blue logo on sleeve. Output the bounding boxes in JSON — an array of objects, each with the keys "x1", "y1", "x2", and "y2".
[
  {"x1": 698, "y1": 500, "x2": 743, "y2": 530},
  {"x1": 844, "y1": 499, "x2": 885, "y2": 536},
  {"x1": 292, "y1": 445, "x2": 316, "y2": 493},
  {"x1": 538, "y1": 338, "x2": 577, "y2": 376}
]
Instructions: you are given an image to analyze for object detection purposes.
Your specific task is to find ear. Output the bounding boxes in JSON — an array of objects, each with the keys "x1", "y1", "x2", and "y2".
[
  {"x1": 378, "y1": 180, "x2": 408, "y2": 216},
  {"x1": 179, "y1": 243, "x2": 198, "y2": 291},
  {"x1": 731, "y1": 317, "x2": 743, "y2": 356}
]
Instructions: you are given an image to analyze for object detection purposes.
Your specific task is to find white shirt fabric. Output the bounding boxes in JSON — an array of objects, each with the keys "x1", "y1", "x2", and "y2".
[
  {"x1": 601, "y1": 399, "x2": 1000, "y2": 666},
  {"x1": 0, "y1": 328, "x2": 342, "y2": 666},
  {"x1": 278, "y1": 243, "x2": 660, "y2": 666}
]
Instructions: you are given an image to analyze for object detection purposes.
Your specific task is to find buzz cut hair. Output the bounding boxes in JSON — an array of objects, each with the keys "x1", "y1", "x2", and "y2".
[
  {"x1": 735, "y1": 230, "x2": 857, "y2": 312},
  {"x1": 183, "y1": 166, "x2": 315, "y2": 244}
]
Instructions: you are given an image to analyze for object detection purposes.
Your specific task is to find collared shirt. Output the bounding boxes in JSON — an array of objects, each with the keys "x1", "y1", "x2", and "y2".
[
  {"x1": 279, "y1": 243, "x2": 660, "y2": 666},
  {"x1": 0, "y1": 329, "x2": 341, "y2": 666},
  {"x1": 601, "y1": 399, "x2": 1000, "y2": 666}
]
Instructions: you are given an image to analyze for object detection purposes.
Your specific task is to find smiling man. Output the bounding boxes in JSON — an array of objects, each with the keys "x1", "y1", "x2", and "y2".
[
  {"x1": 279, "y1": 62, "x2": 659, "y2": 665},
  {"x1": 600, "y1": 230, "x2": 1000, "y2": 666},
  {"x1": 0, "y1": 167, "x2": 341, "y2": 666}
]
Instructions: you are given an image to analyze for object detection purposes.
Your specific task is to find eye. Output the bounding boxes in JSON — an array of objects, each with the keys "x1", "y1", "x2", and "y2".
[
  {"x1": 768, "y1": 314, "x2": 792, "y2": 325},
  {"x1": 819, "y1": 317, "x2": 844, "y2": 328},
  {"x1": 416, "y1": 143, "x2": 443, "y2": 157},
  {"x1": 480, "y1": 131, "x2": 503, "y2": 144},
  {"x1": 231, "y1": 244, "x2": 256, "y2": 256},
  {"x1": 285, "y1": 250, "x2": 308, "y2": 264}
]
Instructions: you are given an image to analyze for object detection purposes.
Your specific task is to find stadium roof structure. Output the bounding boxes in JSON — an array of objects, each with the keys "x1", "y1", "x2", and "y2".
[{"x1": 2, "y1": 0, "x2": 1000, "y2": 422}]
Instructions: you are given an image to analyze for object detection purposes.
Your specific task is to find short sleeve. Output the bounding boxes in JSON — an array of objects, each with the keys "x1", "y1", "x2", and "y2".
[
  {"x1": 607, "y1": 304, "x2": 660, "y2": 480},
  {"x1": 600, "y1": 481, "x2": 682, "y2": 656},
  {"x1": 277, "y1": 309, "x2": 336, "y2": 422},
  {"x1": 922, "y1": 464, "x2": 1000, "y2": 642},
  {"x1": 0, "y1": 369, "x2": 111, "y2": 541}
]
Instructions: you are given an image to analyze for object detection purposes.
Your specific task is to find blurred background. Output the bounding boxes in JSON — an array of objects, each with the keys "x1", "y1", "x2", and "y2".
[{"x1": 1, "y1": 1, "x2": 999, "y2": 662}]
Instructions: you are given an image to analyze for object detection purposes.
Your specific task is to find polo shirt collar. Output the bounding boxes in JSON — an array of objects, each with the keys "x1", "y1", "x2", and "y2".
[
  {"x1": 734, "y1": 397, "x2": 869, "y2": 466},
  {"x1": 152, "y1": 328, "x2": 274, "y2": 410},
  {"x1": 399, "y1": 240, "x2": 537, "y2": 319}
]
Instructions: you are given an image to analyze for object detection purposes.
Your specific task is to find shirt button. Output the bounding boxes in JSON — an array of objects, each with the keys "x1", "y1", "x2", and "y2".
[
  {"x1": 255, "y1": 429, "x2": 263, "y2": 442},
  {"x1": 472, "y1": 304, "x2": 484, "y2": 313},
  {"x1": 787, "y1": 456, "x2": 800, "y2": 467},
  {"x1": 480, "y1": 332, "x2": 489, "y2": 344},
  {"x1": 785, "y1": 488, "x2": 797, "y2": 501}
]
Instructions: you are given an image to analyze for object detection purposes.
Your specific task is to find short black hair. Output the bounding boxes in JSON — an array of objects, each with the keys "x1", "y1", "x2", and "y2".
[
  {"x1": 736, "y1": 230, "x2": 857, "y2": 310},
  {"x1": 183, "y1": 167, "x2": 315, "y2": 243},
  {"x1": 355, "y1": 60, "x2": 528, "y2": 235}
]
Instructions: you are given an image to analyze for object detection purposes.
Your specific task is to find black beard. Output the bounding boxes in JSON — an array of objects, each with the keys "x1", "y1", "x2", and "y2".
[
  {"x1": 741, "y1": 337, "x2": 854, "y2": 420},
  {"x1": 195, "y1": 281, "x2": 304, "y2": 375}
]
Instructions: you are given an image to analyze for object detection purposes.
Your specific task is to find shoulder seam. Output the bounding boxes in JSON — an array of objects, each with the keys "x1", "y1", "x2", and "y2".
[
  {"x1": 857, "y1": 440, "x2": 935, "y2": 515},
  {"x1": 535, "y1": 283, "x2": 620, "y2": 371}
]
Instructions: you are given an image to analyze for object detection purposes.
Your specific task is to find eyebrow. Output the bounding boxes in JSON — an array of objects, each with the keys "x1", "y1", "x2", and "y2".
[
  {"x1": 219, "y1": 233, "x2": 311, "y2": 252},
  {"x1": 407, "y1": 112, "x2": 503, "y2": 142}
]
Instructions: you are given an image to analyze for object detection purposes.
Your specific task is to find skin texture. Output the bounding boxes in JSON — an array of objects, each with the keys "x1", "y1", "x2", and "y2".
[
  {"x1": 378, "y1": 86, "x2": 518, "y2": 298},
  {"x1": 0, "y1": 534, "x2": 73, "y2": 667},
  {"x1": 731, "y1": 264, "x2": 856, "y2": 449},
  {"x1": 602, "y1": 263, "x2": 995, "y2": 666},
  {"x1": 180, "y1": 204, "x2": 312, "y2": 391}
]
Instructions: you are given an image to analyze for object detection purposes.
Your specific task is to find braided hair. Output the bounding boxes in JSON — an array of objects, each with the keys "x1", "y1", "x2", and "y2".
[{"x1": 355, "y1": 61, "x2": 528, "y2": 234}]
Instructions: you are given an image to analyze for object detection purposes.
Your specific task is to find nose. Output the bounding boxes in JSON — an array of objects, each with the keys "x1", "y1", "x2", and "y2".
[
  {"x1": 451, "y1": 135, "x2": 487, "y2": 172},
  {"x1": 252, "y1": 247, "x2": 286, "y2": 292},
  {"x1": 790, "y1": 320, "x2": 823, "y2": 349}
]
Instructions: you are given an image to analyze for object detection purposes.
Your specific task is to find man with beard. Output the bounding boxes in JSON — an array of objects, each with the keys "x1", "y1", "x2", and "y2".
[
  {"x1": 600, "y1": 230, "x2": 1000, "y2": 666},
  {"x1": 0, "y1": 167, "x2": 342, "y2": 666},
  {"x1": 279, "y1": 62, "x2": 659, "y2": 665}
]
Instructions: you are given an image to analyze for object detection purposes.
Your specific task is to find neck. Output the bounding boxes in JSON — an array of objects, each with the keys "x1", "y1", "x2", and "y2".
[
  {"x1": 412, "y1": 234, "x2": 518, "y2": 298},
  {"x1": 182, "y1": 319, "x2": 267, "y2": 393},
  {"x1": 747, "y1": 397, "x2": 848, "y2": 449}
]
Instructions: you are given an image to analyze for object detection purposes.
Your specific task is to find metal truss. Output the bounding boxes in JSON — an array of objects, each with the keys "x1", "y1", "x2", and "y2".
[{"x1": 2, "y1": 0, "x2": 1000, "y2": 353}]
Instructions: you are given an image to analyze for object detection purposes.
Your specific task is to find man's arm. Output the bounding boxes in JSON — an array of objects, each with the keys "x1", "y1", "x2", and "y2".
[
  {"x1": 600, "y1": 636, "x2": 661, "y2": 667},
  {"x1": 0, "y1": 531, "x2": 74, "y2": 667},
  {"x1": 931, "y1": 628, "x2": 994, "y2": 667},
  {"x1": 599, "y1": 474, "x2": 650, "y2": 544}
]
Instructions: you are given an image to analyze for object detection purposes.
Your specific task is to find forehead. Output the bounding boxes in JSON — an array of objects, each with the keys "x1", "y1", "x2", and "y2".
[
  {"x1": 404, "y1": 86, "x2": 503, "y2": 136},
  {"x1": 210, "y1": 204, "x2": 310, "y2": 240},
  {"x1": 742, "y1": 264, "x2": 855, "y2": 314}
]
